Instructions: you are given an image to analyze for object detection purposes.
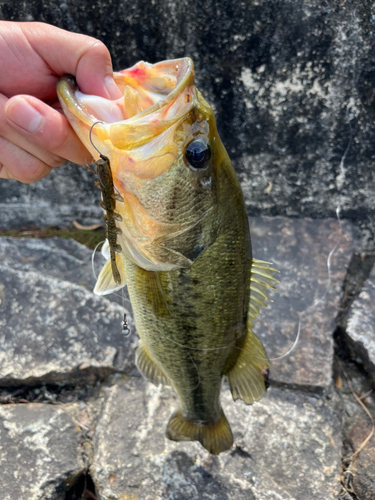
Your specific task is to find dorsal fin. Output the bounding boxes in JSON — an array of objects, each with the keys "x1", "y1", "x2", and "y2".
[{"x1": 247, "y1": 259, "x2": 280, "y2": 329}]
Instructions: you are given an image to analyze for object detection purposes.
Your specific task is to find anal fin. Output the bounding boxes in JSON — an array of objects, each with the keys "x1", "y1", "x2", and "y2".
[
  {"x1": 135, "y1": 342, "x2": 170, "y2": 387},
  {"x1": 226, "y1": 330, "x2": 270, "y2": 404},
  {"x1": 166, "y1": 408, "x2": 233, "y2": 455}
]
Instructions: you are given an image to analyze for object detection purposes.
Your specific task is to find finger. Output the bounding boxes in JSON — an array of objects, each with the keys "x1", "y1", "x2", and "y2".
[
  {"x1": 0, "y1": 135, "x2": 52, "y2": 183},
  {"x1": 19, "y1": 22, "x2": 122, "y2": 99},
  {"x1": 4, "y1": 94, "x2": 94, "y2": 166},
  {"x1": 1, "y1": 93, "x2": 68, "y2": 167}
]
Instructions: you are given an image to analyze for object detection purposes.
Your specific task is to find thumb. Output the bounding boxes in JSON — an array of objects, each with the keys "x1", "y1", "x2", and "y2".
[{"x1": 19, "y1": 22, "x2": 122, "y2": 99}]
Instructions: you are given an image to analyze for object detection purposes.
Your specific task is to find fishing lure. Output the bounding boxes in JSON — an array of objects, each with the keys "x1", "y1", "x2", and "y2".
[
  {"x1": 89, "y1": 122, "x2": 124, "y2": 285},
  {"x1": 122, "y1": 313, "x2": 130, "y2": 336}
]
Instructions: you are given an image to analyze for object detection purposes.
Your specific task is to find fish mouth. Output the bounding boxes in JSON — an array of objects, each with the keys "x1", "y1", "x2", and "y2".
[{"x1": 57, "y1": 58, "x2": 195, "y2": 161}]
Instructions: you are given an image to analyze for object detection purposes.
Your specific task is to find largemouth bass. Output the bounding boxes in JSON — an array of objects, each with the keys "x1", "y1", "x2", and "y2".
[{"x1": 57, "y1": 58, "x2": 278, "y2": 454}]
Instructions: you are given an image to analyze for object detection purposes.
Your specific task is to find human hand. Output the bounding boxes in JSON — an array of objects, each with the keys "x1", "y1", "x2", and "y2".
[{"x1": 0, "y1": 21, "x2": 122, "y2": 183}]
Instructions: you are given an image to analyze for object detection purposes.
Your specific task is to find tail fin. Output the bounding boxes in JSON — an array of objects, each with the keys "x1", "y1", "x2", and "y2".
[{"x1": 166, "y1": 409, "x2": 233, "y2": 455}]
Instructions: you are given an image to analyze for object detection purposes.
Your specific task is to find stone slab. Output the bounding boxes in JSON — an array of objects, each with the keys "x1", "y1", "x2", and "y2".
[
  {"x1": 0, "y1": 236, "x2": 96, "y2": 288},
  {"x1": 337, "y1": 361, "x2": 375, "y2": 500},
  {"x1": 92, "y1": 376, "x2": 341, "y2": 500},
  {"x1": 250, "y1": 217, "x2": 355, "y2": 388},
  {"x1": 0, "y1": 403, "x2": 84, "y2": 500},
  {"x1": 346, "y1": 265, "x2": 375, "y2": 384},
  {"x1": 345, "y1": 412, "x2": 375, "y2": 500},
  {"x1": 0, "y1": 237, "x2": 126, "y2": 306},
  {"x1": 0, "y1": 237, "x2": 136, "y2": 386}
]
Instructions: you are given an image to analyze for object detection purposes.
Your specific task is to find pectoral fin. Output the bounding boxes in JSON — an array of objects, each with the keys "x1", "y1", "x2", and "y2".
[
  {"x1": 166, "y1": 408, "x2": 233, "y2": 455},
  {"x1": 226, "y1": 259, "x2": 279, "y2": 404},
  {"x1": 135, "y1": 342, "x2": 171, "y2": 387},
  {"x1": 94, "y1": 251, "x2": 126, "y2": 296}
]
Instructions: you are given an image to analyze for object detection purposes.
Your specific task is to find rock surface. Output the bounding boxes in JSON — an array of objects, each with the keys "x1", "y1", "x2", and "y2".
[
  {"x1": 92, "y1": 377, "x2": 341, "y2": 500},
  {"x1": 0, "y1": 213, "x2": 364, "y2": 499},
  {"x1": 335, "y1": 357, "x2": 375, "y2": 500},
  {"x1": 0, "y1": 403, "x2": 85, "y2": 500},
  {"x1": 0, "y1": 0, "x2": 374, "y2": 248},
  {"x1": 0, "y1": 237, "x2": 135, "y2": 386},
  {"x1": 251, "y1": 217, "x2": 354, "y2": 388},
  {"x1": 0, "y1": 237, "x2": 98, "y2": 292},
  {"x1": 346, "y1": 413, "x2": 375, "y2": 500},
  {"x1": 346, "y1": 265, "x2": 375, "y2": 384}
]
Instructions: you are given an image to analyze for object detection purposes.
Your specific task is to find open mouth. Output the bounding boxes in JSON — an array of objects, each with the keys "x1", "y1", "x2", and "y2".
[{"x1": 57, "y1": 58, "x2": 195, "y2": 157}]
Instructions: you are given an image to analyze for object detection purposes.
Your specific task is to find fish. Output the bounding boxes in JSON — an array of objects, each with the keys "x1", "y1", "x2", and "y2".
[{"x1": 57, "y1": 58, "x2": 279, "y2": 455}]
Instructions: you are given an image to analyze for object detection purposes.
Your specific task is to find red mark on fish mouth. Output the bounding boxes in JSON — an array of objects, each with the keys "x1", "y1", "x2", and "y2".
[{"x1": 128, "y1": 67, "x2": 146, "y2": 78}]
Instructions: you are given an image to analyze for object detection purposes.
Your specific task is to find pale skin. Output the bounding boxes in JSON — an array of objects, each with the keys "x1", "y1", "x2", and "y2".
[{"x1": 0, "y1": 21, "x2": 122, "y2": 183}]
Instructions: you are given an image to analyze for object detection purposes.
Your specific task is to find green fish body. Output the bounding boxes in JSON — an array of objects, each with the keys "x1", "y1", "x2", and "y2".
[{"x1": 57, "y1": 58, "x2": 278, "y2": 454}]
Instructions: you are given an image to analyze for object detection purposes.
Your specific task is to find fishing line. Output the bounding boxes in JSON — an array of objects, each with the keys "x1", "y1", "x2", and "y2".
[
  {"x1": 91, "y1": 239, "x2": 126, "y2": 302},
  {"x1": 186, "y1": 352, "x2": 202, "y2": 392},
  {"x1": 91, "y1": 240, "x2": 105, "y2": 281},
  {"x1": 155, "y1": 271, "x2": 173, "y2": 316},
  {"x1": 121, "y1": 288, "x2": 131, "y2": 336},
  {"x1": 91, "y1": 205, "x2": 342, "y2": 361},
  {"x1": 151, "y1": 314, "x2": 267, "y2": 356},
  {"x1": 269, "y1": 206, "x2": 343, "y2": 361},
  {"x1": 154, "y1": 324, "x2": 232, "y2": 352},
  {"x1": 90, "y1": 203, "x2": 343, "y2": 359},
  {"x1": 89, "y1": 121, "x2": 130, "y2": 335},
  {"x1": 91, "y1": 239, "x2": 131, "y2": 336}
]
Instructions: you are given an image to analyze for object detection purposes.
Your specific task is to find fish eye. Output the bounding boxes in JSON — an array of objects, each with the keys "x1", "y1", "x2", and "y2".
[{"x1": 185, "y1": 140, "x2": 211, "y2": 169}]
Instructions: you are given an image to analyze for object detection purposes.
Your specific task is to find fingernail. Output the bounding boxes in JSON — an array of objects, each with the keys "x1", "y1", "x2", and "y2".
[
  {"x1": 5, "y1": 98, "x2": 44, "y2": 133},
  {"x1": 104, "y1": 76, "x2": 122, "y2": 100}
]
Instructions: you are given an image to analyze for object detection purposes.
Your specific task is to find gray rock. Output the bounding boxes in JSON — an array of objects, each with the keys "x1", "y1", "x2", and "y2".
[
  {"x1": 250, "y1": 217, "x2": 355, "y2": 388},
  {"x1": 345, "y1": 413, "x2": 375, "y2": 500},
  {"x1": 92, "y1": 377, "x2": 341, "y2": 500},
  {"x1": 0, "y1": 237, "x2": 136, "y2": 385},
  {"x1": 348, "y1": 419, "x2": 375, "y2": 500},
  {"x1": 336, "y1": 252, "x2": 375, "y2": 330},
  {"x1": 345, "y1": 265, "x2": 375, "y2": 384},
  {"x1": 0, "y1": 164, "x2": 102, "y2": 230},
  {"x1": 0, "y1": 403, "x2": 85, "y2": 500},
  {"x1": 334, "y1": 350, "x2": 375, "y2": 500},
  {"x1": 0, "y1": 236, "x2": 131, "y2": 307},
  {"x1": 0, "y1": 236, "x2": 99, "y2": 291},
  {"x1": 0, "y1": 1, "x2": 374, "y2": 248}
]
